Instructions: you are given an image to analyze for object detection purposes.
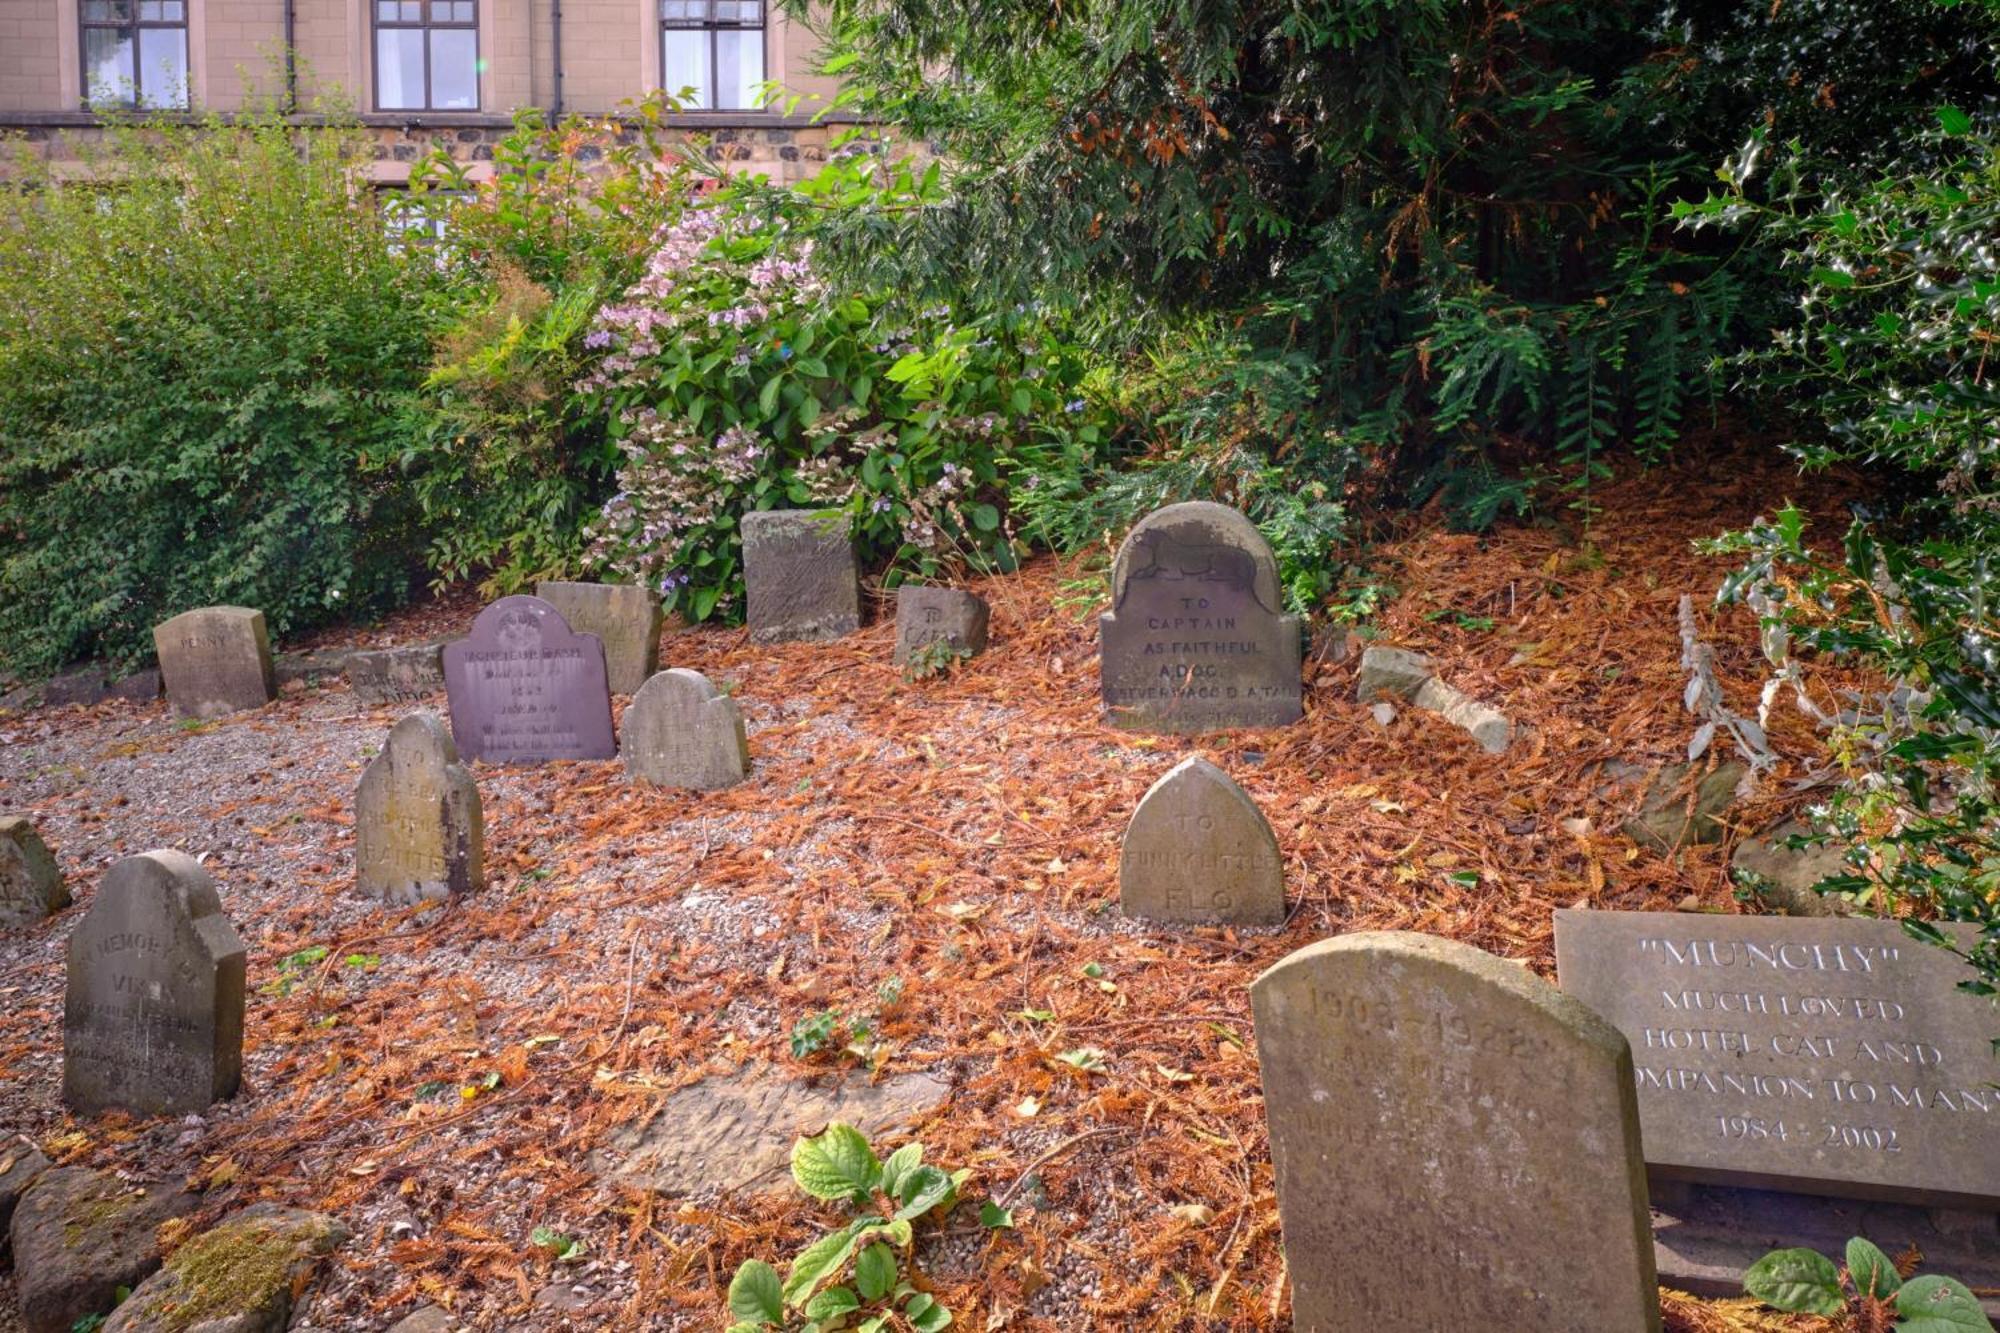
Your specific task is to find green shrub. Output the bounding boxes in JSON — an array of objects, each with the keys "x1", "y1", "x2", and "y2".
[
  {"x1": 1745, "y1": 1235, "x2": 1992, "y2": 1329},
  {"x1": 0, "y1": 101, "x2": 436, "y2": 671}
]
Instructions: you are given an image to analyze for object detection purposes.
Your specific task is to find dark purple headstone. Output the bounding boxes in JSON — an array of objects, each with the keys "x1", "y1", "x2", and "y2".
[{"x1": 442, "y1": 596, "x2": 616, "y2": 764}]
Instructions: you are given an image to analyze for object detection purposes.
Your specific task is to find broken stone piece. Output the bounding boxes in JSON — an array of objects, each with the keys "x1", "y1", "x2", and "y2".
[
  {"x1": 104, "y1": 1203, "x2": 349, "y2": 1333},
  {"x1": 1354, "y1": 645, "x2": 1435, "y2": 703},
  {"x1": 11, "y1": 1167, "x2": 196, "y2": 1333}
]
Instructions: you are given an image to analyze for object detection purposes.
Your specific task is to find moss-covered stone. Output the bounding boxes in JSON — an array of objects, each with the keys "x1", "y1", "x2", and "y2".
[
  {"x1": 103, "y1": 1203, "x2": 347, "y2": 1333},
  {"x1": 11, "y1": 1166, "x2": 195, "y2": 1333}
]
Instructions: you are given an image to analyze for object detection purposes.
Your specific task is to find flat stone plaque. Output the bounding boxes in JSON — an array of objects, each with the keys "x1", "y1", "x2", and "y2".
[
  {"x1": 347, "y1": 644, "x2": 445, "y2": 707},
  {"x1": 63, "y1": 851, "x2": 246, "y2": 1117},
  {"x1": 741, "y1": 509, "x2": 861, "y2": 644},
  {"x1": 535, "y1": 581, "x2": 662, "y2": 695},
  {"x1": 442, "y1": 596, "x2": 615, "y2": 764},
  {"x1": 1099, "y1": 502, "x2": 1302, "y2": 733},
  {"x1": 1254, "y1": 932, "x2": 1659, "y2": 1332},
  {"x1": 355, "y1": 712, "x2": 484, "y2": 905},
  {"x1": 1555, "y1": 909, "x2": 2000, "y2": 1209},
  {"x1": 1119, "y1": 756, "x2": 1283, "y2": 926},
  {"x1": 152, "y1": 607, "x2": 276, "y2": 719}
]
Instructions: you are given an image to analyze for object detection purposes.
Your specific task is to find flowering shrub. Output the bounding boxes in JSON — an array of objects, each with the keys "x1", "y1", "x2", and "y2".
[{"x1": 577, "y1": 190, "x2": 1109, "y2": 623}]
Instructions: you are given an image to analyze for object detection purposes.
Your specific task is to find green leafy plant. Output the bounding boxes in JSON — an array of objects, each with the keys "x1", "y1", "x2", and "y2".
[
  {"x1": 725, "y1": 1124, "x2": 966, "y2": 1332},
  {"x1": 902, "y1": 638, "x2": 970, "y2": 682},
  {"x1": 1744, "y1": 1236, "x2": 1993, "y2": 1330},
  {"x1": 261, "y1": 946, "x2": 331, "y2": 998},
  {"x1": 530, "y1": 1225, "x2": 588, "y2": 1263}
]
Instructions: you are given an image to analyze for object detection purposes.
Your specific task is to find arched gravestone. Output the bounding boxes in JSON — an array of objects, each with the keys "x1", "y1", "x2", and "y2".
[
  {"x1": 442, "y1": 595, "x2": 616, "y2": 764},
  {"x1": 622, "y1": 669, "x2": 751, "y2": 791},
  {"x1": 1099, "y1": 502, "x2": 1303, "y2": 733},
  {"x1": 1119, "y1": 757, "x2": 1283, "y2": 925},
  {"x1": 152, "y1": 607, "x2": 276, "y2": 719},
  {"x1": 355, "y1": 712, "x2": 484, "y2": 905},
  {"x1": 0, "y1": 816, "x2": 69, "y2": 927},
  {"x1": 1252, "y1": 932, "x2": 1660, "y2": 1333},
  {"x1": 63, "y1": 851, "x2": 246, "y2": 1117}
]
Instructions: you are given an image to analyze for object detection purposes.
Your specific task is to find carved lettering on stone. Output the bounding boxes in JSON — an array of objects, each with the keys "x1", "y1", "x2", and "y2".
[
  {"x1": 355, "y1": 712, "x2": 484, "y2": 905},
  {"x1": 442, "y1": 595, "x2": 615, "y2": 764},
  {"x1": 622, "y1": 668, "x2": 750, "y2": 791},
  {"x1": 893, "y1": 586, "x2": 990, "y2": 667},
  {"x1": 534, "y1": 581, "x2": 663, "y2": 695},
  {"x1": 1119, "y1": 756, "x2": 1283, "y2": 926},
  {"x1": 152, "y1": 607, "x2": 276, "y2": 719}
]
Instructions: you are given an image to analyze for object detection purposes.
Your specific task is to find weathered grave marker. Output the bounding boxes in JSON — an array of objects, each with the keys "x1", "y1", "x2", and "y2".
[
  {"x1": 63, "y1": 851, "x2": 246, "y2": 1117},
  {"x1": 355, "y1": 712, "x2": 484, "y2": 905},
  {"x1": 622, "y1": 669, "x2": 750, "y2": 791},
  {"x1": 441, "y1": 595, "x2": 616, "y2": 764},
  {"x1": 893, "y1": 586, "x2": 990, "y2": 667},
  {"x1": 1119, "y1": 756, "x2": 1283, "y2": 926},
  {"x1": 347, "y1": 644, "x2": 446, "y2": 707},
  {"x1": 741, "y1": 509, "x2": 861, "y2": 644},
  {"x1": 1254, "y1": 931, "x2": 1659, "y2": 1332},
  {"x1": 152, "y1": 607, "x2": 276, "y2": 719},
  {"x1": 0, "y1": 817, "x2": 69, "y2": 927},
  {"x1": 1555, "y1": 909, "x2": 2000, "y2": 1208},
  {"x1": 1099, "y1": 501, "x2": 1302, "y2": 733},
  {"x1": 535, "y1": 581, "x2": 663, "y2": 695}
]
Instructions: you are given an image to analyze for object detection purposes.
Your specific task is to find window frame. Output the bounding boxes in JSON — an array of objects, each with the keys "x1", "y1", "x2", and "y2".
[
  {"x1": 372, "y1": 0, "x2": 482, "y2": 114},
  {"x1": 79, "y1": 0, "x2": 191, "y2": 111},
  {"x1": 659, "y1": 1, "x2": 769, "y2": 113}
]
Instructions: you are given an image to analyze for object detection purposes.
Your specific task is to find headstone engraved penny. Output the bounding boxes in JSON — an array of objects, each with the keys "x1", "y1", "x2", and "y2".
[
  {"x1": 535, "y1": 581, "x2": 663, "y2": 695},
  {"x1": 63, "y1": 851, "x2": 246, "y2": 1117},
  {"x1": 0, "y1": 816, "x2": 69, "y2": 927},
  {"x1": 1555, "y1": 909, "x2": 2000, "y2": 1208},
  {"x1": 893, "y1": 586, "x2": 990, "y2": 667},
  {"x1": 1099, "y1": 501, "x2": 1303, "y2": 733},
  {"x1": 1119, "y1": 756, "x2": 1283, "y2": 926},
  {"x1": 1253, "y1": 931, "x2": 1660, "y2": 1332},
  {"x1": 152, "y1": 607, "x2": 276, "y2": 719},
  {"x1": 355, "y1": 712, "x2": 484, "y2": 906},
  {"x1": 442, "y1": 595, "x2": 616, "y2": 764},
  {"x1": 741, "y1": 509, "x2": 862, "y2": 644},
  {"x1": 347, "y1": 644, "x2": 446, "y2": 707},
  {"x1": 622, "y1": 669, "x2": 750, "y2": 791}
]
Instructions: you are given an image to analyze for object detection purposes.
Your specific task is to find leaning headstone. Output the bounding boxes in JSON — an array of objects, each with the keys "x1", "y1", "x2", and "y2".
[
  {"x1": 1119, "y1": 757, "x2": 1283, "y2": 926},
  {"x1": 622, "y1": 669, "x2": 749, "y2": 791},
  {"x1": 152, "y1": 607, "x2": 276, "y2": 719},
  {"x1": 1099, "y1": 501, "x2": 1302, "y2": 732},
  {"x1": 742, "y1": 509, "x2": 861, "y2": 644},
  {"x1": 348, "y1": 643, "x2": 447, "y2": 707},
  {"x1": 536, "y1": 581, "x2": 663, "y2": 695},
  {"x1": 63, "y1": 851, "x2": 246, "y2": 1117},
  {"x1": 355, "y1": 713, "x2": 484, "y2": 905},
  {"x1": 0, "y1": 817, "x2": 69, "y2": 927},
  {"x1": 894, "y1": 586, "x2": 990, "y2": 667},
  {"x1": 442, "y1": 595, "x2": 616, "y2": 764},
  {"x1": 1253, "y1": 932, "x2": 1659, "y2": 1332}
]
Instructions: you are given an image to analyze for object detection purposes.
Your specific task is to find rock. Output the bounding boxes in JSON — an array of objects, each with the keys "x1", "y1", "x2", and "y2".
[
  {"x1": 893, "y1": 586, "x2": 990, "y2": 668},
  {"x1": 1412, "y1": 676, "x2": 1514, "y2": 754},
  {"x1": 1353, "y1": 645, "x2": 1434, "y2": 703},
  {"x1": 110, "y1": 669, "x2": 163, "y2": 703},
  {"x1": 0, "y1": 816, "x2": 70, "y2": 927},
  {"x1": 273, "y1": 649, "x2": 354, "y2": 687},
  {"x1": 11, "y1": 1167, "x2": 196, "y2": 1333},
  {"x1": 386, "y1": 1308, "x2": 456, "y2": 1333},
  {"x1": 153, "y1": 607, "x2": 277, "y2": 719},
  {"x1": 1621, "y1": 762, "x2": 1748, "y2": 851},
  {"x1": 534, "y1": 581, "x2": 663, "y2": 695},
  {"x1": 1732, "y1": 821, "x2": 1853, "y2": 917},
  {"x1": 347, "y1": 645, "x2": 447, "y2": 708},
  {"x1": 621, "y1": 669, "x2": 749, "y2": 791},
  {"x1": 593, "y1": 1067, "x2": 951, "y2": 1196},
  {"x1": 355, "y1": 713, "x2": 484, "y2": 906},
  {"x1": 0, "y1": 1138, "x2": 50, "y2": 1248},
  {"x1": 1368, "y1": 701, "x2": 1397, "y2": 727},
  {"x1": 1119, "y1": 756, "x2": 1285, "y2": 926},
  {"x1": 42, "y1": 667, "x2": 113, "y2": 708},
  {"x1": 741, "y1": 509, "x2": 862, "y2": 644},
  {"x1": 104, "y1": 1203, "x2": 348, "y2": 1333}
]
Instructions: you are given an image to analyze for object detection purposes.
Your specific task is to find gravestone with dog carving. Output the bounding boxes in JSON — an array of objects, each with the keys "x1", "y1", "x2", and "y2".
[{"x1": 1099, "y1": 502, "x2": 1303, "y2": 732}]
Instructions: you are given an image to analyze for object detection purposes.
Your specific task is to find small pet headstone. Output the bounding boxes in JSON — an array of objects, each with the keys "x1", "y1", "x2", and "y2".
[
  {"x1": 355, "y1": 712, "x2": 484, "y2": 905},
  {"x1": 893, "y1": 586, "x2": 990, "y2": 668},
  {"x1": 741, "y1": 509, "x2": 861, "y2": 644},
  {"x1": 622, "y1": 669, "x2": 750, "y2": 790},
  {"x1": 442, "y1": 595, "x2": 616, "y2": 763},
  {"x1": 1119, "y1": 757, "x2": 1283, "y2": 926},
  {"x1": 535, "y1": 581, "x2": 663, "y2": 695},
  {"x1": 0, "y1": 816, "x2": 69, "y2": 927},
  {"x1": 153, "y1": 607, "x2": 276, "y2": 719}
]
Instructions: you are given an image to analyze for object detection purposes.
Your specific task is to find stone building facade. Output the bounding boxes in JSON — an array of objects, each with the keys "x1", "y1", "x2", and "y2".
[{"x1": 0, "y1": 1, "x2": 858, "y2": 182}]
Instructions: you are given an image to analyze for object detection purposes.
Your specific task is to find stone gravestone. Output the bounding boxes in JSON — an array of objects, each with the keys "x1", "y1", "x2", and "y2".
[
  {"x1": 152, "y1": 607, "x2": 276, "y2": 719},
  {"x1": 622, "y1": 669, "x2": 749, "y2": 791},
  {"x1": 535, "y1": 581, "x2": 663, "y2": 695},
  {"x1": 347, "y1": 644, "x2": 446, "y2": 708},
  {"x1": 1119, "y1": 757, "x2": 1283, "y2": 926},
  {"x1": 741, "y1": 509, "x2": 861, "y2": 644},
  {"x1": 1099, "y1": 501, "x2": 1302, "y2": 733},
  {"x1": 1253, "y1": 932, "x2": 1659, "y2": 1332},
  {"x1": 355, "y1": 713, "x2": 484, "y2": 905},
  {"x1": 63, "y1": 851, "x2": 246, "y2": 1117},
  {"x1": 441, "y1": 595, "x2": 616, "y2": 764},
  {"x1": 893, "y1": 586, "x2": 990, "y2": 668},
  {"x1": 0, "y1": 817, "x2": 69, "y2": 927},
  {"x1": 1555, "y1": 909, "x2": 2000, "y2": 1208}
]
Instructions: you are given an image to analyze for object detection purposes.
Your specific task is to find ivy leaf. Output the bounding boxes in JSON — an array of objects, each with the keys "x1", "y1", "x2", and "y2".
[
  {"x1": 1895, "y1": 1275, "x2": 1996, "y2": 1332},
  {"x1": 792, "y1": 1123, "x2": 881, "y2": 1203},
  {"x1": 855, "y1": 1242, "x2": 897, "y2": 1302},
  {"x1": 978, "y1": 1202, "x2": 1014, "y2": 1229},
  {"x1": 1845, "y1": 1236, "x2": 1901, "y2": 1300},
  {"x1": 727, "y1": 1260, "x2": 784, "y2": 1326},
  {"x1": 1744, "y1": 1248, "x2": 1845, "y2": 1315}
]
